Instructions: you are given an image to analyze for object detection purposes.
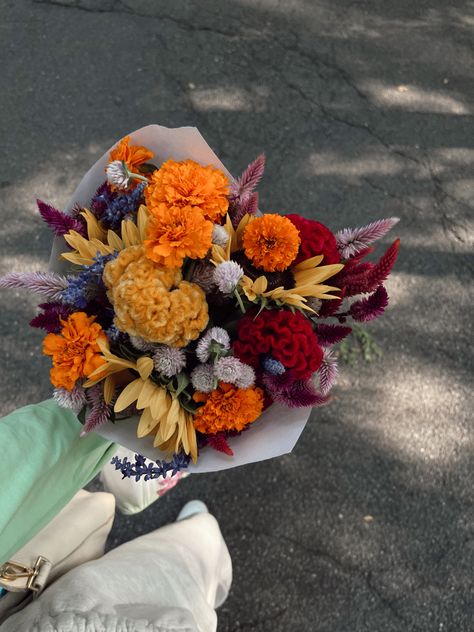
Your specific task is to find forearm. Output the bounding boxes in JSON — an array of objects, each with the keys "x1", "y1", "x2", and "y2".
[{"x1": 0, "y1": 400, "x2": 115, "y2": 564}]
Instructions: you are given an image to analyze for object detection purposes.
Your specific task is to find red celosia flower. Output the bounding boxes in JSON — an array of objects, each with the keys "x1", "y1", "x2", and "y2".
[
  {"x1": 285, "y1": 214, "x2": 340, "y2": 265},
  {"x1": 233, "y1": 309, "x2": 323, "y2": 380}
]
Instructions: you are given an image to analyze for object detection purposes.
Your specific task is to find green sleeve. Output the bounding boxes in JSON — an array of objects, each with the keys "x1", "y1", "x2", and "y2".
[{"x1": 0, "y1": 399, "x2": 116, "y2": 564}]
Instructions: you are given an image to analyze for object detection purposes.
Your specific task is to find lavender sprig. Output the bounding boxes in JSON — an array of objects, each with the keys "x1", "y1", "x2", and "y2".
[
  {"x1": 110, "y1": 452, "x2": 190, "y2": 482},
  {"x1": 335, "y1": 217, "x2": 399, "y2": 259},
  {"x1": 0, "y1": 272, "x2": 70, "y2": 301}
]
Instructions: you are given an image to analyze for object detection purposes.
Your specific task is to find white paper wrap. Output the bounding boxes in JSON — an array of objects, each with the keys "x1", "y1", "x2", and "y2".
[{"x1": 50, "y1": 124, "x2": 312, "y2": 474}]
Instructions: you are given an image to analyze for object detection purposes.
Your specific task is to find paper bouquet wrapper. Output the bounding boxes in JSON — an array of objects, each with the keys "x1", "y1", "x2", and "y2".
[{"x1": 50, "y1": 124, "x2": 313, "y2": 474}]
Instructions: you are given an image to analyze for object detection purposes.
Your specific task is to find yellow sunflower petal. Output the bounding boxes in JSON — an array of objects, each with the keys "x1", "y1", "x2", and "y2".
[
  {"x1": 114, "y1": 378, "x2": 143, "y2": 412},
  {"x1": 107, "y1": 229, "x2": 124, "y2": 252},
  {"x1": 103, "y1": 374, "x2": 117, "y2": 404},
  {"x1": 136, "y1": 377, "x2": 157, "y2": 410},
  {"x1": 253, "y1": 276, "x2": 268, "y2": 294},
  {"x1": 137, "y1": 407, "x2": 161, "y2": 438},
  {"x1": 293, "y1": 255, "x2": 325, "y2": 271},
  {"x1": 137, "y1": 205, "x2": 149, "y2": 242},
  {"x1": 136, "y1": 356, "x2": 154, "y2": 380},
  {"x1": 80, "y1": 209, "x2": 106, "y2": 241}
]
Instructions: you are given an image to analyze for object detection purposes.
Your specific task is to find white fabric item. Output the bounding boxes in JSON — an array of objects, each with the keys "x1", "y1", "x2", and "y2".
[
  {"x1": 0, "y1": 512, "x2": 232, "y2": 632},
  {"x1": 100, "y1": 446, "x2": 189, "y2": 515}
]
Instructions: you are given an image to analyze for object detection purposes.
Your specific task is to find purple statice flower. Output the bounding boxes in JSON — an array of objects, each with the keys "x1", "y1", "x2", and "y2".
[
  {"x1": 53, "y1": 384, "x2": 87, "y2": 413},
  {"x1": 101, "y1": 182, "x2": 146, "y2": 230},
  {"x1": 213, "y1": 261, "x2": 244, "y2": 294},
  {"x1": 191, "y1": 363, "x2": 216, "y2": 393},
  {"x1": 130, "y1": 336, "x2": 156, "y2": 353},
  {"x1": 153, "y1": 345, "x2": 187, "y2": 378},
  {"x1": 349, "y1": 285, "x2": 389, "y2": 322},
  {"x1": 36, "y1": 199, "x2": 86, "y2": 237},
  {"x1": 30, "y1": 302, "x2": 72, "y2": 333},
  {"x1": 60, "y1": 253, "x2": 115, "y2": 309},
  {"x1": 335, "y1": 217, "x2": 399, "y2": 260},
  {"x1": 318, "y1": 348, "x2": 339, "y2": 396},
  {"x1": 262, "y1": 356, "x2": 286, "y2": 375},
  {"x1": 106, "y1": 323, "x2": 125, "y2": 343},
  {"x1": 111, "y1": 452, "x2": 190, "y2": 482},
  {"x1": 90, "y1": 183, "x2": 112, "y2": 219},
  {"x1": 81, "y1": 384, "x2": 112, "y2": 434},
  {"x1": 196, "y1": 327, "x2": 230, "y2": 362},
  {"x1": 214, "y1": 356, "x2": 255, "y2": 387},
  {"x1": 0, "y1": 271, "x2": 69, "y2": 301},
  {"x1": 212, "y1": 224, "x2": 229, "y2": 247},
  {"x1": 263, "y1": 372, "x2": 328, "y2": 408}
]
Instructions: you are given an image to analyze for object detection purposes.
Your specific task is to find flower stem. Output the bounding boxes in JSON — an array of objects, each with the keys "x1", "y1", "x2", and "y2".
[{"x1": 234, "y1": 289, "x2": 246, "y2": 313}]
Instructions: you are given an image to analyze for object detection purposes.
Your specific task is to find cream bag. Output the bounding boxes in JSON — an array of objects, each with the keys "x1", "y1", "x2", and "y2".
[{"x1": 0, "y1": 489, "x2": 115, "y2": 623}]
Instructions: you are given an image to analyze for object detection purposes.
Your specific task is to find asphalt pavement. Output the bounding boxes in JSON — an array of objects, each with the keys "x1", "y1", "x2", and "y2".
[{"x1": 0, "y1": 1, "x2": 473, "y2": 630}]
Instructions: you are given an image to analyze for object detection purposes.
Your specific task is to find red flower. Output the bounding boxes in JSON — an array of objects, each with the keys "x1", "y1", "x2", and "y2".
[
  {"x1": 285, "y1": 214, "x2": 340, "y2": 265},
  {"x1": 233, "y1": 309, "x2": 323, "y2": 380}
]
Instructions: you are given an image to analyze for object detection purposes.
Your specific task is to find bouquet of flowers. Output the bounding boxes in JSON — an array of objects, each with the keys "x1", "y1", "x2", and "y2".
[{"x1": 0, "y1": 125, "x2": 400, "y2": 480}]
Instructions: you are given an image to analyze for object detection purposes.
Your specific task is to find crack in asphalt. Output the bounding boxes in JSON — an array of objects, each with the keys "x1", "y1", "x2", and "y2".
[{"x1": 33, "y1": 0, "x2": 241, "y2": 37}]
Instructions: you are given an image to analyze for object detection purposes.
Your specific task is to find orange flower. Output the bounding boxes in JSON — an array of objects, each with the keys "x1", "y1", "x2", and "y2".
[
  {"x1": 242, "y1": 214, "x2": 301, "y2": 272},
  {"x1": 193, "y1": 382, "x2": 264, "y2": 434},
  {"x1": 145, "y1": 159, "x2": 229, "y2": 222},
  {"x1": 144, "y1": 203, "x2": 213, "y2": 268},
  {"x1": 43, "y1": 312, "x2": 107, "y2": 391},
  {"x1": 109, "y1": 135, "x2": 154, "y2": 172}
]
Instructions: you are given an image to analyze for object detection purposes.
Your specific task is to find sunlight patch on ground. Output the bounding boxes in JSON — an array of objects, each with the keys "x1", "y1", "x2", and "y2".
[{"x1": 361, "y1": 81, "x2": 471, "y2": 114}]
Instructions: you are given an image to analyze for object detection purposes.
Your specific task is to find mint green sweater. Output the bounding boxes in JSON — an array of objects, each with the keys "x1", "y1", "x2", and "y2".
[{"x1": 0, "y1": 400, "x2": 115, "y2": 564}]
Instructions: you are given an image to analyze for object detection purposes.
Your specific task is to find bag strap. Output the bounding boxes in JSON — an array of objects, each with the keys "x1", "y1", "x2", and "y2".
[{"x1": 0, "y1": 556, "x2": 52, "y2": 594}]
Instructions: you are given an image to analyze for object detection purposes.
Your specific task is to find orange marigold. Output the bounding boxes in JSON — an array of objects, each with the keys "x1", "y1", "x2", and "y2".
[
  {"x1": 103, "y1": 245, "x2": 209, "y2": 347},
  {"x1": 145, "y1": 159, "x2": 229, "y2": 222},
  {"x1": 43, "y1": 312, "x2": 107, "y2": 391},
  {"x1": 109, "y1": 135, "x2": 154, "y2": 172},
  {"x1": 242, "y1": 213, "x2": 301, "y2": 272},
  {"x1": 193, "y1": 382, "x2": 264, "y2": 434},
  {"x1": 144, "y1": 203, "x2": 213, "y2": 268}
]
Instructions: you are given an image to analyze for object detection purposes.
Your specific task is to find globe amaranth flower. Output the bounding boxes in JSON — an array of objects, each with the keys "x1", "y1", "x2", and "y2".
[
  {"x1": 212, "y1": 224, "x2": 229, "y2": 247},
  {"x1": 242, "y1": 214, "x2": 300, "y2": 272},
  {"x1": 213, "y1": 261, "x2": 244, "y2": 294},
  {"x1": 108, "y1": 136, "x2": 154, "y2": 190},
  {"x1": 153, "y1": 345, "x2": 187, "y2": 378},
  {"x1": 103, "y1": 245, "x2": 208, "y2": 347},
  {"x1": 53, "y1": 383, "x2": 87, "y2": 413},
  {"x1": 233, "y1": 308, "x2": 323, "y2": 380},
  {"x1": 214, "y1": 357, "x2": 255, "y2": 388},
  {"x1": 145, "y1": 159, "x2": 229, "y2": 223},
  {"x1": 191, "y1": 363, "x2": 216, "y2": 393},
  {"x1": 196, "y1": 327, "x2": 230, "y2": 362}
]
